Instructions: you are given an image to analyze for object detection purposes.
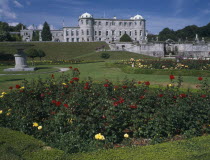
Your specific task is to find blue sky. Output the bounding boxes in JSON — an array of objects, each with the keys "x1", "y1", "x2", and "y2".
[{"x1": 0, "y1": 0, "x2": 210, "y2": 34}]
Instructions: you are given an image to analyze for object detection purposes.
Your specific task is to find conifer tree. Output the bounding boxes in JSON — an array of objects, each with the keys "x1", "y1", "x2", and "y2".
[
  {"x1": 120, "y1": 33, "x2": 132, "y2": 42},
  {"x1": 41, "y1": 22, "x2": 52, "y2": 41}
]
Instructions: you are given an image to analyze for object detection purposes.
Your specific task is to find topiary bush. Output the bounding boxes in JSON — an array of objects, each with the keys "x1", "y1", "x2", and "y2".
[
  {"x1": 120, "y1": 33, "x2": 133, "y2": 42},
  {"x1": 101, "y1": 52, "x2": 110, "y2": 59}
]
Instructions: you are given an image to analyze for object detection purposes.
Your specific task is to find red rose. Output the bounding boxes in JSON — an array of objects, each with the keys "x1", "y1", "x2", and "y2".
[
  {"x1": 201, "y1": 95, "x2": 206, "y2": 98},
  {"x1": 179, "y1": 94, "x2": 187, "y2": 98},
  {"x1": 138, "y1": 81, "x2": 141, "y2": 84},
  {"x1": 16, "y1": 85, "x2": 21, "y2": 89},
  {"x1": 130, "y1": 105, "x2": 137, "y2": 109},
  {"x1": 144, "y1": 81, "x2": 150, "y2": 86},
  {"x1": 9, "y1": 86, "x2": 13, "y2": 89},
  {"x1": 64, "y1": 104, "x2": 69, "y2": 108},
  {"x1": 72, "y1": 77, "x2": 79, "y2": 81},
  {"x1": 158, "y1": 94, "x2": 164, "y2": 97},
  {"x1": 122, "y1": 85, "x2": 127, "y2": 89},
  {"x1": 69, "y1": 66, "x2": 72, "y2": 69},
  {"x1": 84, "y1": 86, "x2": 89, "y2": 90},
  {"x1": 198, "y1": 77, "x2": 203, "y2": 81},
  {"x1": 170, "y1": 75, "x2": 175, "y2": 80},
  {"x1": 104, "y1": 84, "x2": 109, "y2": 87},
  {"x1": 51, "y1": 100, "x2": 56, "y2": 104},
  {"x1": 113, "y1": 101, "x2": 119, "y2": 106},
  {"x1": 74, "y1": 68, "x2": 79, "y2": 71},
  {"x1": 19, "y1": 90, "x2": 24, "y2": 93},
  {"x1": 140, "y1": 96, "x2": 145, "y2": 99},
  {"x1": 51, "y1": 74, "x2": 54, "y2": 79},
  {"x1": 69, "y1": 80, "x2": 74, "y2": 84},
  {"x1": 102, "y1": 115, "x2": 106, "y2": 119},
  {"x1": 85, "y1": 82, "x2": 89, "y2": 86},
  {"x1": 56, "y1": 101, "x2": 61, "y2": 106},
  {"x1": 119, "y1": 97, "x2": 125, "y2": 103}
]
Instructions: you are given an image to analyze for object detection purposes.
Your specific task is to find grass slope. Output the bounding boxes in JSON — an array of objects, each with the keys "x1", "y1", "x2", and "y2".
[
  {"x1": 0, "y1": 42, "x2": 109, "y2": 60},
  {"x1": 1, "y1": 127, "x2": 210, "y2": 160}
]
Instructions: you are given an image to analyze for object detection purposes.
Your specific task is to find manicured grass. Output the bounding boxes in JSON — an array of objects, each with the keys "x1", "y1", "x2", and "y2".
[
  {"x1": 0, "y1": 127, "x2": 63, "y2": 160},
  {"x1": 0, "y1": 62, "x2": 208, "y2": 91},
  {"x1": 1, "y1": 127, "x2": 210, "y2": 160},
  {"x1": 0, "y1": 42, "x2": 109, "y2": 60},
  {"x1": 76, "y1": 51, "x2": 156, "y2": 61}
]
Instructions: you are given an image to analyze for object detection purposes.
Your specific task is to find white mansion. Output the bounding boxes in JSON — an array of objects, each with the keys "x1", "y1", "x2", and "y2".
[{"x1": 20, "y1": 13, "x2": 147, "y2": 43}]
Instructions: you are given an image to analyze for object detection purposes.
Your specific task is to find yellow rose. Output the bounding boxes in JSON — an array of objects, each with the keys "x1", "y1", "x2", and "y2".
[
  {"x1": 0, "y1": 95, "x2": 4, "y2": 98},
  {"x1": 62, "y1": 83, "x2": 67, "y2": 85},
  {"x1": 1, "y1": 92, "x2": 7, "y2": 95},
  {"x1": 124, "y1": 133, "x2": 129, "y2": 138},
  {"x1": 6, "y1": 112, "x2": 11, "y2": 116},
  {"x1": 20, "y1": 87, "x2": 25, "y2": 89},
  {"x1": 38, "y1": 126, "x2": 42, "y2": 130},
  {"x1": 33, "y1": 122, "x2": 39, "y2": 127},
  {"x1": 168, "y1": 84, "x2": 173, "y2": 87},
  {"x1": 0, "y1": 110, "x2": 3, "y2": 114}
]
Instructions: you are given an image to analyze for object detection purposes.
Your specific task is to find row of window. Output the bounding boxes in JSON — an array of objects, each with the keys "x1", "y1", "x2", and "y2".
[
  {"x1": 66, "y1": 37, "x2": 140, "y2": 42},
  {"x1": 80, "y1": 19, "x2": 143, "y2": 26},
  {"x1": 66, "y1": 30, "x2": 143, "y2": 36}
]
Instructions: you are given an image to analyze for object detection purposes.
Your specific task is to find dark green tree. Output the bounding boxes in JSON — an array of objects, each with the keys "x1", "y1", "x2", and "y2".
[
  {"x1": 41, "y1": 22, "x2": 52, "y2": 41},
  {"x1": 0, "y1": 22, "x2": 12, "y2": 41},
  {"x1": 159, "y1": 28, "x2": 177, "y2": 41},
  {"x1": 37, "y1": 49, "x2": 46, "y2": 61},
  {"x1": 32, "y1": 31, "x2": 40, "y2": 41},
  {"x1": 25, "y1": 49, "x2": 39, "y2": 65},
  {"x1": 120, "y1": 33, "x2": 132, "y2": 42}
]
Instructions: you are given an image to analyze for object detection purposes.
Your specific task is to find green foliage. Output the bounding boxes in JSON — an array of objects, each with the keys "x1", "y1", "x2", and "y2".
[
  {"x1": 41, "y1": 22, "x2": 52, "y2": 41},
  {"x1": 120, "y1": 33, "x2": 132, "y2": 42},
  {"x1": 159, "y1": 23, "x2": 210, "y2": 41},
  {"x1": 0, "y1": 127, "x2": 64, "y2": 160},
  {"x1": 0, "y1": 70, "x2": 209, "y2": 154},
  {"x1": 37, "y1": 49, "x2": 46, "y2": 61},
  {"x1": 9, "y1": 23, "x2": 26, "y2": 32},
  {"x1": 100, "y1": 52, "x2": 110, "y2": 59},
  {"x1": 32, "y1": 31, "x2": 40, "y2": 41}
]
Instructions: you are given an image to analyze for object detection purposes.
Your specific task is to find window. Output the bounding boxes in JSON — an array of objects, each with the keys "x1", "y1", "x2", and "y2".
[
  {"x1": 129, "y1": 22, "x2": 132, "y2": 26},
  {"x1": 140, "y1": 21, "x2": 142, "y2": 25},
  {"x1": 71, "y1": 30, "x2": 74, "y2": 36},
  {"x1": 66, "y1": 38, "x2": 69, "y2": 42},
  {"x1": 99, "y1": 38, "x2": 101, "y2": 41},
  {"x1": 76, "y1": 30, "x2": 79, "y2": 36},
  {"x1": 98, "y1": 21, "x2": 101, "y2": 25},
  {"x1": 77, "y1": 38, "x2": 79, "y2": 42},
  {"x1": 135, "y1": 30, "x2": 137, "y2": 36},
  {"x1": 86, "y1": 20, "x2": 89, "y2": 25},
  {"x1": 140, "y1": 30, "x2": 142, "y2": 36},
  {"x1": 135, "y1": 22, "x2": 137, "y2": 25},
  {"x1": 94, "y1": 21, "x2": 97, "y2": 25},
  {"x1": 87, "y1": 29, "x2": 89, "y2": 35},
  {"x1": 81, "y1": 20, "x2": 83, "y2": 24},
  {"x1": 130, "y1": 31, "x2": 132, "y2": 36},
  {"x1": 81, "y1": 30, "x2": 84, "y2": 35},
  {"x1": 112, "y1": 30, "x2": 115, "y2": 35},
  {"x1": 119, "y1": 22, "x2": 122, "y2": 26},
  {"x1": 87, "y1": 38, "x2": 89, "y2": 42},
  {"x1": 125, "y1": 31, "x2": 127, "y2": 34},
  {"x1": 106, "y1": 22, "x2": 109, "y2": 26},
  {"x1": 99, "y1": 31, "x2": 101, "y2": 36},
  {"x1": 72, "y1": 38, "x2": 74, "y2": 42},
  {"x1": 119, "y1": 31, "x2": 122, "y2": 36},
  {"x1": 66, "y1": 31, "x2": 69, "y2": 36},
  {"x1": 95, "y1": 31, "x2": 97, "y2": 35},
  {"x1": 112, "y1": 21, "x2": 115, "y2": 25},
  {"x1": 106, "y1": 31, "x2": 108, "y2": 36},
  {"x1": 124, "y1": 22, "x2": 127, "y2": 26}
]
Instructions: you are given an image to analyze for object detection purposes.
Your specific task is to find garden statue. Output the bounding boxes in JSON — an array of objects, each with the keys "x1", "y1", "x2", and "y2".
[{"x1": 3, "y1": 43, "x2": 36, "y2": 71}]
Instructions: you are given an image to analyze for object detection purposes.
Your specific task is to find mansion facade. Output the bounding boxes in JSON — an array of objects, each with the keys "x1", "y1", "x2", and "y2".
[{"x1": 20, "y1": 13, "x2": 147, "y2": 43}]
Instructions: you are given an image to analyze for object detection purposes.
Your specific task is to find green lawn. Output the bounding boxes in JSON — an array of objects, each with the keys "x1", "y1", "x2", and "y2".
[
  {"x1": 0, "y1": 62, "x2": 208, "y2": 91},
  {"x1": 0, "y1": 42, "x2": 109, "y2": 60},
  {"x1": 1, "y1": 127, "x2": 210, "y2": 160}
]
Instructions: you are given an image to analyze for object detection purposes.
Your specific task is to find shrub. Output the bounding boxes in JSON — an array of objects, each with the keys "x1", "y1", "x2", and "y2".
[
  {"x1": 0, "y1": 70, "x2": 209, "y2": 153},
  {"x1": 120, "y1": 33, "x2": 133, "y2": 42},
  {"x1": 101, "y1": 52, "x2": 110, "y2": 59}
]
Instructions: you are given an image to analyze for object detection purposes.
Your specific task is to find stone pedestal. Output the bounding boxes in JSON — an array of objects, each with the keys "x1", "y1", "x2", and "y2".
[{"x1": 4, "y1": 47, "x2": 36, "y2": 72}]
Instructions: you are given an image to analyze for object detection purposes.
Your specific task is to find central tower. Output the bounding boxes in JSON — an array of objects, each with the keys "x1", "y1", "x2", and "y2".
[{"x1": 79, "y1": 12, "x2": 94, "y2": 42}]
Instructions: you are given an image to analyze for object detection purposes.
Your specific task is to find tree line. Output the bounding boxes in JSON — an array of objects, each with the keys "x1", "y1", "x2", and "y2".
[
  {"x1": 148, "y1": 22, "x2": 210, "y2": 42},
  {"x1": 0, "y1": 21, "x2": 52, "y2": 42}
]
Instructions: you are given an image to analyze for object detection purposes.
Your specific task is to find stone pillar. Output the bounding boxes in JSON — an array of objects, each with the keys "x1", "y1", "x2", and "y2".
[{"x1": 14, "y1": 49, "x2": 28, "y2": 69}]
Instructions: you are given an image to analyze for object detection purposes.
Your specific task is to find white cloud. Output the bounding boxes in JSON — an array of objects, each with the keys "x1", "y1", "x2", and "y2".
[
  {"x1": 8, "y1": 22, "x2": 19, "y2": 26},
  {"x1": 0, "y1": 0, "x2": 16, "y2": 19},
  {"x1": 27, "y1": 24, "x2": 56, "y2": 30},
  {"x1": 13, "y1": 0, "x2": 23, "y2": 8},
  {"x1": 202, "y1": 9, "x2": 210, "y2": 14},
  {"x1": 37, "y1": 24, "x2": 43, "y2": 30},
  {"x1": 27, "y1": 25, "x2": 34, "y2": 30}
]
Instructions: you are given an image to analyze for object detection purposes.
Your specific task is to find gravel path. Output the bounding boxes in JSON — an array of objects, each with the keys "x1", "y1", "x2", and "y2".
[{"x1": 0, "y1": 67, "x2": 70, "y2": 76}]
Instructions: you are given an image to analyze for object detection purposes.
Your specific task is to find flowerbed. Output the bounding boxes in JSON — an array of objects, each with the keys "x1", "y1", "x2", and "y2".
[
  {"x1": 116, "y1": 58, "x2": 210, "y2": 70},
  {"x1": 0, "y1": 68, "x2": 210, "y2": 153}
]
